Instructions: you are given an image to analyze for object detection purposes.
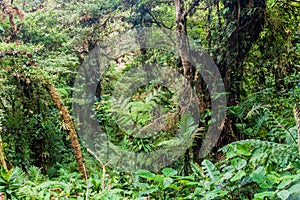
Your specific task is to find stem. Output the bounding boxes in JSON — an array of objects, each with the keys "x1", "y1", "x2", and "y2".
[{"x1": 294, "y1": 102, "x2": 300, "y2": 155}]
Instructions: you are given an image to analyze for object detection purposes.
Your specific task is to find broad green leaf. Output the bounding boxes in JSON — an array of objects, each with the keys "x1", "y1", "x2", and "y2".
[
  {"x1": 224, "y1": 143, "x2": 252, "y2": 159},
  {"x1": 277, "y1": 179, "x2": 292, "y2": 190},
  {"x1": 252, "y1": 166, "x2": 271, "y2": 188},
  {"x1": 230, "y1": 170, "x2": 246, "y2": 182},
  {"x1": 201, "y1": 160, "x2": 220, "y2": 181},
  {"x1": 163, "y1": 177, "x2": 173, "y2": 189},
  {"x1": 277, "y1": 190, "x2": 290, "y2": 200},
  {"x1": 162, "y1": 168, "x2": 177, "y2": 176},
  {"x1": 222, "y1": 172, "x2": 233, "y2": 180},
  {"x1": 136, "y1": 170, "x2": 155, "y2": 179},
  {"x1": 191, "y1": 162, "x2": 203, "y2": 178},
  {"x1": 204, "y1": 189, "x2": 228, "y2": 200},
  {"x1": 0, "y1": 185, "x2": 6, "y2": 191},
  {"x1": 252, "y1": 166, "x2": 266, "y2": 182},
  {"x1": 134, "y1": 182, "x2": 150, "y2": 189},
  {"x1": 254, "y1": 191, "x2": 276, "y2": 199},
  {"x1": 231, "y1": 158, "x2": 247, "y2": 170},
  {"x1": 150, "y1": 175, "x2": 164, "y2": 184},
  {"x1": 139, "y1": 186, "x2": 159, "y2": 196},
  {"x1": 179, "y1": 180, "x2": 199, "y2": 186},
  {"x1": 288, "y1": 183, "x2": 300, "y2": 195},
  {"x1": 0, "y1": 178, "x2": 6, "y2": 184}
]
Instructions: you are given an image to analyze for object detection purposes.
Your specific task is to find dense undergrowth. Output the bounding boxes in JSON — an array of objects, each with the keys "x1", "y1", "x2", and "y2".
[{"x1": 0, "y1": 0, "x2": 299, "y2": 199}]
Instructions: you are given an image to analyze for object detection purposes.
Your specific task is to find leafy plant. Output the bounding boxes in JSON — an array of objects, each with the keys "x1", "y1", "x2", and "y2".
[{"x1": 0, "y1": 167, "x2": 26, "y2": 199}]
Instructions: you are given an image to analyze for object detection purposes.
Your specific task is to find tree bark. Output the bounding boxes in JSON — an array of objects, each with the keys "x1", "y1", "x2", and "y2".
[
  {"x1": 174, "y1": 0, "x2": 201, "y2": 172},
  {"x1": 174, "y1": 0, "x2": 267, "y2": 163},
  {"x1": 0, "y1": 133, "x2": 8, "y2": 171},
  {"x1": 46, "y1": 84, "x2": 88, "y2": 179},
  {"x1": 213, "y1": 0, "x2": 267, "y2": 154},
  {"x1": 0, "y1": 0, "x2": 24, "y2": 42}
]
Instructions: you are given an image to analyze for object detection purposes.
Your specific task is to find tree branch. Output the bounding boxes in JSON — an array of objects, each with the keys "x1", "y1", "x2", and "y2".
[
  {"x1": 183, "y1": 0, "x2": 201, "y2": 18},
  {"x1": 147, "y1": 10, "x2": 172, "y2": 29}
]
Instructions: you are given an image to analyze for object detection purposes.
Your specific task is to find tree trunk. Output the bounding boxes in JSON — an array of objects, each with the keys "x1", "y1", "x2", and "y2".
[
  {"x1": 46, "y1": 84, "x2": 88, "y2": 179},
  {"x1": 174, "y1": 0, "x2": 201, "y2": 172},
  {"x1": 173, "y1": 0, "x2": 267, "y2": 163},
  {"x1": 0, "y1": 133, "x2": 8, "y2": 171},
  {"x1": 213, "y1": 0, "x2": 267, "y2": 155},
  {"x1": 294, "y1": 103, "x2": 300, "y2": 156},
  {"x1": 0, "y1": 0, "x2": 24, "y2": 42}
]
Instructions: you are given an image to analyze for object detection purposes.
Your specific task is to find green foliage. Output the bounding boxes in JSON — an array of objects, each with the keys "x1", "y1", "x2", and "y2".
[
  {"x1": 230, "y1": 82, "x2": 300, "y2": 142},
  {"x1": 0, "y1": 167, "x2": 26, "y2": 199},
  {"x1": 0, "y1": 0, "x2": 299, "y2": 199},
  {"x1": 222, "y1": 139, "x2": 300, "y2": 171},
  {"x1": 0, "y1": 43, "x2": 73, "y2": 170}
]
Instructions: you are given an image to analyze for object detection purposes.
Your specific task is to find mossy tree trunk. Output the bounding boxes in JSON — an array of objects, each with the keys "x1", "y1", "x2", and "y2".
[
  {"x1": 0, "y1": 0, "x2": 24, "y2": 42},
  {"x1": 174, "y1": 0, "x2": 201, "y2": 173},
  {"x1": 174, "y1": 0, "x2": 267, "y2": 163},
  {"x1": 46, "y1": 84, "x2": 88, "y2": 179},
  {"x1": 0, "y1": 134, "x2": 8, "y2": 171},
  {"x1": 213, "y1": 0, "x2": 267, "y2": 154}
]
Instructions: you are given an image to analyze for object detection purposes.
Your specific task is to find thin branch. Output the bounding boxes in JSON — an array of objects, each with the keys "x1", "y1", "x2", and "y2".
[
  {"x1": 86, "y1": 148, "x2": 116, "y2": 192},
  {"x1": 183, "y1": 0, "x2": 201, "y2": 18},
  {"x1": 147, "y1": 10, "x2": 172, "y2": 29}
]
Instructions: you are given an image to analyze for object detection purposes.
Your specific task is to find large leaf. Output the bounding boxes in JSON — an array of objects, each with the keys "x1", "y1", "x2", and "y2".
[
  {"x1": 277, "y1": 190, "x2": 290, "y2": 200},
  {"x1": 254, "y1": 191, "x2": 276, "y2": 199},
  {"x1": 136, "y1": 170, "x2": 155, "y2": 179},
  {"x1": 201, "y1": 160, "x2": 220, "y2": 181},
  {"x1": 178, "y1": 113, "x2": 197, "y2": 138},
  {"x1": 162, "y1": 168, "x2": 177, "y2": 177},
  {"x1": 251, "y1": 166, "x2": 271, "y2": 189},
  {"x1": 163, "y1": 177, "x2": 173, "y2": 189},
  {"x1": 203, "y1": 189, "x2": 228, "y2": 200},
  {"x1": 139, "y1": 186, "x2": 159, "y2": 196},
  {"x1": 231, "y1": 158, "x2": 247, "y2": 170},
  {"x1": 230, "y1": 170, "x2": 246, "y2": 182}
]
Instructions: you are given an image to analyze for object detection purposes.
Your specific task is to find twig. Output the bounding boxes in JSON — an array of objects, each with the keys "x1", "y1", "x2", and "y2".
[
  {"x1": 86, "y1": 148, "x2": 115, "y2": 192},
  {"x1": 83, "y1": 164, "x2": 89, "y2": 199}
]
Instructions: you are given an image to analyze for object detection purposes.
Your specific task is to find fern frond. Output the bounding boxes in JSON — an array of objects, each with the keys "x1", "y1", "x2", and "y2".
[
  {"x1": 246, "y1": 104, "x2": 270, "y2": 119},
  {"x1": 178, "y1": 113, "x2": 197, "y2": 138},
  {"x1": 252, "y1": 115, "x2": 266, "y2": 134},
  {"x1": 36, "y1": 181, "x2": 68, "y2": 191},
  {"x1": 11, "y1": 167, "x2": 27, "y2": 183},
  {"x1": 222, "y1": 139, "x2": 300, "y2": 170},
  {"x1": 157, "y1": 113, "x2": 197, "y2": 148},
  {"x1": 27, "y1": 166, "x2": 43, "y2": 183}
]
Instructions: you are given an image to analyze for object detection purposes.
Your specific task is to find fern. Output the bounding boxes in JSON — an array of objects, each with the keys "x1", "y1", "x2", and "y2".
[
  {"x1": 245, "y1": 104, "x2": 269, "y2": 119},
  {"x1": 222, "y1": 139, "x2": 300, "y2": 170},
  {"x1": 157, "y1": 113, "x2": 197, "y2": 147},
  {"x1": 35, "y1": 180, "x2": 68, "y2": 191},
  {"x1": 27, "y1": 166, "x2": 43, "y2": 184},
  {"x1": 178, "y1": 113, "x2": 198, "y2": 139},
  {"x1": 252, "y1": 115, "x2": 266, "y2": 135}
]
